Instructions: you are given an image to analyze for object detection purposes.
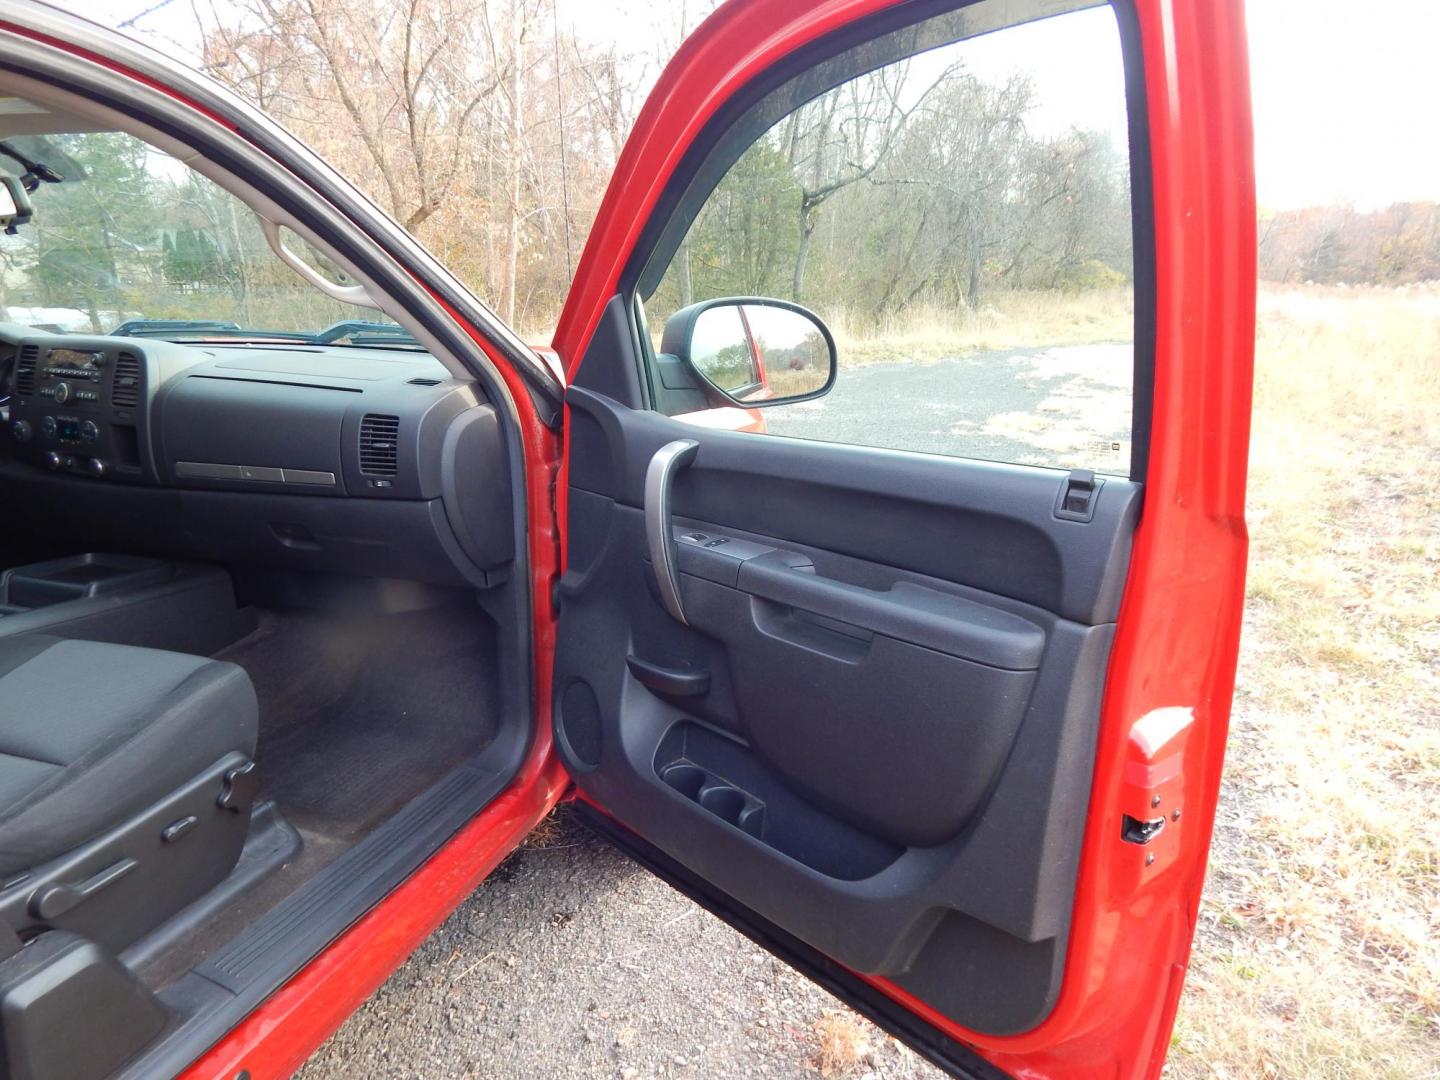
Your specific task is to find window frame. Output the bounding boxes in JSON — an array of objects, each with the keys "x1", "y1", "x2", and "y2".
[{"x1": 621, "y1": 0, "x2": 1156, "y2": 482}]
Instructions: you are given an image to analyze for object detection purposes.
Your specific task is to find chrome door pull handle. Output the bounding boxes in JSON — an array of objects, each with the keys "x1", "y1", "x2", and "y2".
[{"x1": 645, "y1": 439, "x2": 699, "y2": 624}]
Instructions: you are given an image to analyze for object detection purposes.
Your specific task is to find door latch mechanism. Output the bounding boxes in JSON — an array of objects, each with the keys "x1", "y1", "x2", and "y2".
[{"x1": 1121, "y1": 814, "x2": 1166, "y2": 845}]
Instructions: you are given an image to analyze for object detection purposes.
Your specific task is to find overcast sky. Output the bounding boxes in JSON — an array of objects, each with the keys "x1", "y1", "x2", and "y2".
[{"x1": 86, "y1": 0, "x2": 1439, "y2": 212}]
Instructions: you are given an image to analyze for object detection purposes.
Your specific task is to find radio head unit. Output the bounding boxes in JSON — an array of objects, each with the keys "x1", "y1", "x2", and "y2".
[
  {"x1": 7, "y1": 336, "x2": 205, "y2": 483},
  {"x1": 43, "y1": 347, "x2": 108, "y2": 378}
]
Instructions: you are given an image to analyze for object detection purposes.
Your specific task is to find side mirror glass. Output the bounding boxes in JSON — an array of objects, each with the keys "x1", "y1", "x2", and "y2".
[
  {"x1": 662, "y1": 298, "x2": 836, "y2": 407},
  {"x1": 0, "y1": 176, "x2": 34, "y2": 235}
]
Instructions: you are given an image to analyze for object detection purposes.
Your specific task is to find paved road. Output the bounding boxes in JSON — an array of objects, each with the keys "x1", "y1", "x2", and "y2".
[
  {"x1": 764, "y1": 343, "x2": 1132, "y2": 473},
  {"x1": 300, "y1": 345, "x2": 1131, "y2": 1079}
]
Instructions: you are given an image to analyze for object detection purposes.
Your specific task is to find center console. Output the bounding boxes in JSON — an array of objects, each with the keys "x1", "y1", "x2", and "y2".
[
  {"x1": 7, "y1": 336, "x2": 201, "y2": 483},
  {"x1": 0, "y1": 554, "x2": 254, "y2": 654}
]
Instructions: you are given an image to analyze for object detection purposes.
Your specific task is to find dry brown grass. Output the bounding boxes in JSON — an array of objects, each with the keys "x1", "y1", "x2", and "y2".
[
  {"x1": 828, "y1": 287, "x2": 1134, "y2": 365},
  {"x1": 1166, "y1": 283, "x2": 1440, "y2": 1079},
  {"x1": 809, "y1": 1009, "x2": 875, "y2": 1077}
]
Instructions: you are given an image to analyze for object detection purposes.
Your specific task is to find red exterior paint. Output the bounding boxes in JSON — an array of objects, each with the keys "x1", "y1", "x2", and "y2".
[
  {"x1": 0, "y1": 21, "x2": 240, "y2": 131},
  {"x1": 553, "y1": 1, "x2": 1255, "y2": 1077}
]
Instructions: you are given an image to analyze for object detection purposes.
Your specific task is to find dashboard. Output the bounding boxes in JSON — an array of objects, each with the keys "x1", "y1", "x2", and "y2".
[{"x1": 0, "y1": 329, "x2": 513, "y2": 588}]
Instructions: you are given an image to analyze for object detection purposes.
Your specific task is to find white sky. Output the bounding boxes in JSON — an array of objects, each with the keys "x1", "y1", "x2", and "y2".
[{"x1": 84, "y1": 0, "x2": 1440, "y2": 212}]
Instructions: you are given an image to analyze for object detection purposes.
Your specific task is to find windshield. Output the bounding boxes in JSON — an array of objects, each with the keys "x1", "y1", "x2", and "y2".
[{"x1": 0, "y1": 112, "x2": 413, "y2": 347}]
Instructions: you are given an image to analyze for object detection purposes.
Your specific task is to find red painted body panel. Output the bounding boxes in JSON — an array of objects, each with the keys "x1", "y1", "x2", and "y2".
[{"x1": 552, "y1": 1, "x2": 1255, "y2": 1077}]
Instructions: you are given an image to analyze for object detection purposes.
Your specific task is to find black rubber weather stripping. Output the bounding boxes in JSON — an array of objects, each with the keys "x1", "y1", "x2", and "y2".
[
  {"x1": 572, "y1": 803, "x2": 1015, "y2": 1080},
  {"x1": 114, "y1": 759, "x2": 510, "y2": 1080}
]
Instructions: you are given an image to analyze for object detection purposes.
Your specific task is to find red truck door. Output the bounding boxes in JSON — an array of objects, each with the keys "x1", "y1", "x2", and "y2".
[{"x1": 550, "y1": 1, "x2": 1255, "y2": 1077}]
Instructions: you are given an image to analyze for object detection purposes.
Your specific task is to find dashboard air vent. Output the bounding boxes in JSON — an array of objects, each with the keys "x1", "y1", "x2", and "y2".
[
  {"x1": 358, "y1": 413, "x2": 400, "y2": 476},
  {"x1": 112, "y1": 351, "x2": 142, "y2": 407},
  {"x1": 14, "y1": 344, "x2": 37, "y2": 395}
]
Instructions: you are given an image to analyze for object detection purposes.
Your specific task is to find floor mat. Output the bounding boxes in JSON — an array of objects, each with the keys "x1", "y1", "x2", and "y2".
[{"x1": 218, "y1": 603, "x2": 500, "y2": 841}]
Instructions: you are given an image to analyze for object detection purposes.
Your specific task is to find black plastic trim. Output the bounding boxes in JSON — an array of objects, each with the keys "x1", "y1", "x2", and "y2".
[
  {"x1": 0, "y1": 22, "x2": 540, "y2": 775},
  {"x1": 574, "y1": 803, "x2": 1014, "y2": 1080},
  {"x1": 111, "y1": 755, "x2": 519, "y2": 1080}
]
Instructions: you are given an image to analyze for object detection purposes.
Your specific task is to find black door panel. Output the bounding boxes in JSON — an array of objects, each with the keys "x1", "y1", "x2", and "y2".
[
  {"x1": 567, "y1": 393, "x2": 1137, "y2": 624},
  {"x1": 679, "y1": 569, "x2": 1039, "y2": 847},
  {"x1": 556, "y1": 387, "x2": 1138, "y2": 1034}
]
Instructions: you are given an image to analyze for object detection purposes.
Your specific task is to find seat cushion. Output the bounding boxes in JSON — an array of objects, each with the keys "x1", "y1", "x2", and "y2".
[{"x1": 0, "y1": 635, "x2": 258, "y2": 875}]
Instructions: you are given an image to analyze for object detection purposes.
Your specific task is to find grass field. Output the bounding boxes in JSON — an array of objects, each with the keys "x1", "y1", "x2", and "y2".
[
  {"x1": 826, "y1": 288, "x2": 1135, "y2": 365},
  {"x1": 1167, "y1": 283, "x2": 1440, "y2": 1078},
  {"x1": 797, "y1": 283, "x2": 1440, "y2": 1078}
]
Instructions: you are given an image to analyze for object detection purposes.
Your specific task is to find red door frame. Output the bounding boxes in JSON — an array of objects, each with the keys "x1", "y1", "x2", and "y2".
[{"x1": 550, "y1": 1, "x2": 1255, "y2": 1077}]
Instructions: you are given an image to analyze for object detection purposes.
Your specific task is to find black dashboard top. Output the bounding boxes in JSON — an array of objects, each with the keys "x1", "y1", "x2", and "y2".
[{"x1": 0, "y1": 330, "x2": 513, "y2": 587}]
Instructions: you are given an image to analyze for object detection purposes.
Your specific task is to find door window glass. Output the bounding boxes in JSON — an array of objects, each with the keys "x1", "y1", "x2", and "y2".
[{"x1": 640, "y1": 4, "x2": 1139, "y2": 475}]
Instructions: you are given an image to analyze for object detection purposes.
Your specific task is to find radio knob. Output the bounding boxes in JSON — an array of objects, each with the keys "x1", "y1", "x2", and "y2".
[
  {"x1": 86, "y1": 457, "x2": 107, "y2": 479},
  {"x1": 44, "y1": 451, "x2": 62, "y2": 470},
  {"x1": 52, "y1": 381, "x2": 72, "y2": 404},
  {"x1": 10, "y1": 419, "x2": 31, "y2": 443},
  {"x1": 80, "y1": 420, "x2": 99, "y2": 442}
]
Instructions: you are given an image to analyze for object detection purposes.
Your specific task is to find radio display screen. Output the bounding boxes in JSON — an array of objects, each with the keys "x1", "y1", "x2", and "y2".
[{"x1": 45, "y1": 348, "x2": 105, "y2": 373}]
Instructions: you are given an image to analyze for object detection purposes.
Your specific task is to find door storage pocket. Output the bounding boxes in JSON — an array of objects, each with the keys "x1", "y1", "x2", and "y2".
[
  {"x1": 655, "y1": 722, "x2": 901, "y2": 881},
  {"x1": 683, "y1": 572, "x2": 1043, "y2": 848}
]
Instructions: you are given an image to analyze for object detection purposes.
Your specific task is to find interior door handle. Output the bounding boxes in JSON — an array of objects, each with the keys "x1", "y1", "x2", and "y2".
[{"x1": 645, "y1": 438, "x2": 699, "y2": 624}]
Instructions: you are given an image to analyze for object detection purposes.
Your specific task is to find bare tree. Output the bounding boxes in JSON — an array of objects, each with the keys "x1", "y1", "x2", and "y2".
[{"x1": 781, "y1": 61, "x2": 959, "y2": 301}]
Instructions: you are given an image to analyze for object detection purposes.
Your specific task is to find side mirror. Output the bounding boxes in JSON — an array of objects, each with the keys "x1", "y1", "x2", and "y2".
[
  {"x1": 0, "y1": 176, "x2": 33, "y2": 235},
  {"x1": 661, "y1": 297, "x2": 836, "y2": 407}
]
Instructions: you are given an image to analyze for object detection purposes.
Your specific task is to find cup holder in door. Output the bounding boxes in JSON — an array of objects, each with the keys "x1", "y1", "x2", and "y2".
[
  {"x1": 660, "y1": 763, "x2": 707, "y2": 800},
  {"x1": 660, "y1": 763, "x2": 766, "y2": 840},
  {"x1": 698, "y1": 782, "x2": 745, "y2": 820}
]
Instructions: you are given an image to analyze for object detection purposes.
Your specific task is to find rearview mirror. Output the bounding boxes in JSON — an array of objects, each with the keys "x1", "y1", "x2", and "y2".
[
  {"x1": 661, "y1": 298, "x2": 836, "y2": 407},
  {"x1": 0, "y1": 176, "x2": 33, "y2": 235}
]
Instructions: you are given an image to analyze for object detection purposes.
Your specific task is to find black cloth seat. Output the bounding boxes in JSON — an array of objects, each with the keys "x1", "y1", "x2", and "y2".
[{"x1": 0, "y1": 634, "x2": 258, "y2": 876}]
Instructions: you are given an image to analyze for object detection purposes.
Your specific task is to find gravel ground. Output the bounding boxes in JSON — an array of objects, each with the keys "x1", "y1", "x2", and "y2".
[
  {"x1": 300, "y1": 346, "x2": 1133, "y2": 1079},
  {"x1": 297, "y1": 809, "x2": 944, "y2": 1080}
]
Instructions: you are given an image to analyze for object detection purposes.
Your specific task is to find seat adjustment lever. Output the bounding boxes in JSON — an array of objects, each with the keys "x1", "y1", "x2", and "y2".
[{"x1": 29, "y1": 857, "x2": 138, "y2": 921}]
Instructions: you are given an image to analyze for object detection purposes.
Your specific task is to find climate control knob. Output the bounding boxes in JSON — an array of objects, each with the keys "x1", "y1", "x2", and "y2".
[
  {"x1": 41, "y1": 416, "x2": 57, "y2": 439},
  {"x1": 52, "y1": 381, "x2": 72, "y2": 404},
  {"x1": 44, "y1": 451, "x2": 62, "y2": 470},
  {"x1": 10, "y1": 419, "x2": 31, "y2": 443},
  {"x1": 80, "y1": 420, "x2": 99, "y2": 442},
  {"x1": 86, "y1": 457, "x2": 107, "y2": 479}
]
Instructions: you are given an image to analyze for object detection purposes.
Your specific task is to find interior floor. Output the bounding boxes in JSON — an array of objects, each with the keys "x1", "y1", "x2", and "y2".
[
  {"x1": 220, "y1": 602, "x2": 501, "y2": 841},
  {"x1": 127, "y1": 591, "x2": 505, "y2": 989}
]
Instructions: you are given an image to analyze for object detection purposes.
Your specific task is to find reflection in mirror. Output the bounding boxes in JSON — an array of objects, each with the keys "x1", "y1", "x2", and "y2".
[
  {"x1": 690, "y1": 304, "x2": 759, "y2": 394},
  {"x1": 688, "y1": 300, "x2": 832, "y2": 405},
  {"x1": 0, "y1": 175, "x2": 32, "y2": 235},
  {"x1": 734, "y1": 303, "x2": 830, "y2": 402}
]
